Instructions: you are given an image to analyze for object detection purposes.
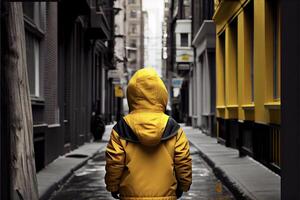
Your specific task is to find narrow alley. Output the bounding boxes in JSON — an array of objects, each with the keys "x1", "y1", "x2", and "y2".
[
  {"x1": 49, "y1": 127, "x2": 235, "y2": 200},
  {"x1": 3, "y1": 0, "x2": 300, "y2": 199}
]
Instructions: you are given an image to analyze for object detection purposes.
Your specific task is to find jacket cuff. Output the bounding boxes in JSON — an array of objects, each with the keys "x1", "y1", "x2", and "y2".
[
  {"x1": 180, "y1": 184, "x2": 190, "y2": 192},
  {"x1": 106, "y1": 185, "x2": 119, "y2": 192}
]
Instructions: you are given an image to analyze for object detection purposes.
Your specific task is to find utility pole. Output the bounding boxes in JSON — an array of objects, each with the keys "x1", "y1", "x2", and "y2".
[{"x1": 2, "y1": 2, "x2": 38, "y2": 199}]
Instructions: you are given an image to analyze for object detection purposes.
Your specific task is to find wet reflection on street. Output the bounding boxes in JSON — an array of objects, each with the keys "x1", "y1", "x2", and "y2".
[{"x1": 50, "y1": 144, "x2": 235, "y2": 200}]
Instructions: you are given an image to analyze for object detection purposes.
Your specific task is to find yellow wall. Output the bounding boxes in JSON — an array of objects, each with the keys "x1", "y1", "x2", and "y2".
[{"x1": 214, "y1": 0, "x2": 281, "y2": 125}]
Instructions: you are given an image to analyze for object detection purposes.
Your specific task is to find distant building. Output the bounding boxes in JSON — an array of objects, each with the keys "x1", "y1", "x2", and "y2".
[
  {"x1": 191, "y1": 0, "x2": 215, "y2": 136},
  {"x1": 161, "y1": 0, "x2": 169, "y2": 80},
  {"x1": 125, "y1": 0, "x2": 144, "y2": 76},
  {"x1": 143, "y1": 11, "x2": 149, "y2": 66},
  {"x1": 114, "y1": 0, "x2": 128, "y2": 116},
  {"x1": 166, "y1": 0, "x2": 193, "y2": 123}
]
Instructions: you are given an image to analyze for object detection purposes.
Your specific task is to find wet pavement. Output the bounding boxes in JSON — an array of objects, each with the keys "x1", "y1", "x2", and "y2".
[{"x1": 50, "y1": 144, "x2": 235, "y2": 200}]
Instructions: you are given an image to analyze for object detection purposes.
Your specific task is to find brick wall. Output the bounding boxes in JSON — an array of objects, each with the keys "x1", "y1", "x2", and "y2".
[{"x1": 44, "y1": 3, "x2": 58, "y2": 125}]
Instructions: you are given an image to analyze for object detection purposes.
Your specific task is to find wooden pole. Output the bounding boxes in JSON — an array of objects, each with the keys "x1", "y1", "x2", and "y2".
[{"x1": 3, "y1": 2, "x2": 38, "y2": 200}]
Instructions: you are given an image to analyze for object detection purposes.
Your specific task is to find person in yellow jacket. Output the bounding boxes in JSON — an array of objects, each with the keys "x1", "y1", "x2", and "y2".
[{"x1": 105, "y1": 68, "x2": 192, "y2": 200}]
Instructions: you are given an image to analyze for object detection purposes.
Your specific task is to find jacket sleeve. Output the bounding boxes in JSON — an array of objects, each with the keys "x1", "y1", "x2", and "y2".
[
  {"x1": 174, "y1": 128, "x2": 192, "y2": 192},
  {"x1": 105, "y1": 129, "x2": 126, "y2": 192}
]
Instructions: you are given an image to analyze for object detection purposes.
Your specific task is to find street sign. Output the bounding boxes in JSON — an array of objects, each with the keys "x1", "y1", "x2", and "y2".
[
  {"x1": 108, "y1": 69, "x2": 120, "y2": 79},
  {"x1": 112, "y1": 78, "x2": 121, "y2": 85},
  {"x1": 177, "y1": 63, "x2": 190, "y2": 70},
  {"x1": 114, "y1": 85, "x2": 124, "y2": 98},
  {"x1": 172, "y1": 78, "x2": 184, "y2": 88},
  {"x1": 176, "y1": 49, "x2": 194, "y2": 63},
  {"x1": 181, "y1": 54, "x2": 190, "y2": 61}
]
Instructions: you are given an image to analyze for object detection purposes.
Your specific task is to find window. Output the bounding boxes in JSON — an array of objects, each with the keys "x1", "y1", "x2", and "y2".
[
  {"x1": 23, "y1": 2, "x2": 44, "y2": 30},
  {"x1": 220, "y1": 32, "x2": 226, "y2": 105},
  {"x1": 266, "y1": 0, "x2": 280, "y2": 101},
  {"x1": 128, "y1": 0, "x2": 136, "y2": 4},
  {"x1": 96, "y1": 0, "x2": 101, "y2": 12},
  {"x1": 229, "y1": 19, "x2": 238, "y2": 104},
  {"x1": 183, "y1": 0, "x2": 191, "y2": 19},
  {"x1": 25, "y1": 31, "x2": 40, "y2": 97},
  {"x1": 180, "y1": 33, "x2": 189, "y2": 47},
  {"x1": 129, "y1": 50, "x2": 137, "y2": 60},
  {"x1": 23, "y1": 2, "x2": 44, "y2": 97},
  {"x1": 23, "y1": 3, "x2": 34, "y2": 20},
  {"x1": 272, "y1": 1, "x2": 280, "y2": 100},
  {"x1": 129, "y1": 39, "x2": 137, "y2": 48},
  {"x1": 130, "y1": 24, "x2": 137, "y2": 34},
  {"x1": 245, "y1": 1, "x2": 254, "y2": 102},
  {"x1": 130, "y1": 10, "x2": 137, "y2": 18},
  {"x1": 173, "y1": 0, "x2": 178, "y2": 17}
]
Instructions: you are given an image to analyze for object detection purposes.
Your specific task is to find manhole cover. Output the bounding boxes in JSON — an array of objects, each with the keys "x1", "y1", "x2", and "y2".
[{"x1": 66, "y1": 154, "x2": 88, "y2": 158}]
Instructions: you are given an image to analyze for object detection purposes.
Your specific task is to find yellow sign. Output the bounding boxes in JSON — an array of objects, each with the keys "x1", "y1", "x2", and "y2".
[
  {"x1": 114, "y1": 85, "x2": 124, "y2": 98},
  {"x1": 215, "y1": 181, "x2": 223, "y2": 193},
  {"x1": 181, "y1": 54, "x2": 190, "y2": 61}
]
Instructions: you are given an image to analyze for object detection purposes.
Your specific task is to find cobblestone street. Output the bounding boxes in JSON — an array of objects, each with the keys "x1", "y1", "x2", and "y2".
[{"x1": 50, "y1": 142, "x2": 235, "y2": 200}]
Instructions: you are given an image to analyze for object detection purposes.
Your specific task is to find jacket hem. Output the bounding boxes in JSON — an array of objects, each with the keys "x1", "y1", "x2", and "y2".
[
  {"x1": 120, "y1": 196, "x2": 177, "y2": 200},
  {"x1": 106, "y1": 185, "x2": 119, "y2": 192}
]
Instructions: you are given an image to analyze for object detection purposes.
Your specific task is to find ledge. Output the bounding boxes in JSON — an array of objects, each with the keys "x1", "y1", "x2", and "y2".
[
  {"x1": 216, "y1": 105, "x2": 226, "y2": 109},
  {"x1": 264, "y1": 102, "x2": 281, "y2": 110},
  {"x1": 31, "y1": 97, "x2": 45, "y2": 107},
  {"x1": 48, "y1": 124, "x2": 61, "y2": 128},
  {"x1": 241, "y1": 104, "x2": 255, "y2": 110},
  {"x1": 226, "y1": 104, "x2": 239, "y2": 109}
]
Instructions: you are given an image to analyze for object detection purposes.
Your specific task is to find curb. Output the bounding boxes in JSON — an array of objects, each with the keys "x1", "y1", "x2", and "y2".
[
  {"x1": 39, "y1": 146, "x2": 106, "y2": 200},
  {"x1": 189, "y1": 141, "x2": 254, "y2": 200}
]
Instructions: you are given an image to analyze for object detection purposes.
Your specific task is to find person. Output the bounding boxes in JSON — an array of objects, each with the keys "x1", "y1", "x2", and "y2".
[
  {"x1": 91, "y1": 111, "x2": 106, "y2": 141},
  {"x1": 105, "y1": 68, "x2": 192, "y2": 200}
]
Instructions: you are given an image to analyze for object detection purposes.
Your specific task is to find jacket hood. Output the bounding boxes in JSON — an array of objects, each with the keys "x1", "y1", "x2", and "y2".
[
  {"x1": 125, "y1": 68, "x2": 169, "y2": 146},
  {"x1": 124, "y1": 112, "x2": 169, "y2": 146},
  {"x1": 127, "y1": 67, "x2": 168, "y2": 113}
]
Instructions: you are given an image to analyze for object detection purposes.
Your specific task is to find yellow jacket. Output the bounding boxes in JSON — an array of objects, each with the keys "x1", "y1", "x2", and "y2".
[{"x1": 105, "y1": 68, "x2": 192, "y2": 200}]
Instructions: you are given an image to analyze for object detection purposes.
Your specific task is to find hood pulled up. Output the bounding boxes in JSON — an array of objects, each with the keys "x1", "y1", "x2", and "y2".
[{"x1": 124, "y1": 68, "x2": 169, "y2": 146}]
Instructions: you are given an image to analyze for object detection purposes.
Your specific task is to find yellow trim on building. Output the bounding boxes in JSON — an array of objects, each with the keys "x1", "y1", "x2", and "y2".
[{"x1": 214, "y1": 0, "x2": 281, "y2": 125}]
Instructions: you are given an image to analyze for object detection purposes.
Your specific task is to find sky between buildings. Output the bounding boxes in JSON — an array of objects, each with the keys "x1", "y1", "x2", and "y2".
[{"x1": 143, "y1": 0, "x2": 164, "y2": 76}]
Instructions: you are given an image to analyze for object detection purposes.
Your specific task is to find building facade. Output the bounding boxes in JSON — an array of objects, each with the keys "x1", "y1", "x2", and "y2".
[
  {"x1": 161, "y1": 0, "x2": 169, "y2": 81},
  {"x1": 166, "y1": 0, "x2": 193, "y2": 123},
  {"x1": 125, "y1": 0, "x2": 144, "y2": 76},
  {"x1": 214, "y1": 0, "x2": 281, "y2": 173},
  {"x1": 191, "y1": 0, "x2": 216, "y2": 136},
  {"x1": 143, "y1": 11, "x2": 149, "y2": 66},
  {"x1": 20, "y1": 0, "x2": 115, "y2": 172},
  {"x1": 114, "y1": 0, "x2": 128, "y2": 116}
]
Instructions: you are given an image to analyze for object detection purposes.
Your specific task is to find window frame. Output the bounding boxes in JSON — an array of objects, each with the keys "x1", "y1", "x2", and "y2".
[
  {"x1": 128, "y1": 0, "x2": 136, "y2": 4},
  {"x1": 23, "y1": 2, "x2": 45, "y2": 99},
  {"x1": 180, "y1": 33, "x2": 189, "y2": 47},
  {"x1": 130, "y1": 23, "x2": 137, "y2": 34},
  {"x1": 130, "y1": 10, "x2": 137, "y2": 18}
]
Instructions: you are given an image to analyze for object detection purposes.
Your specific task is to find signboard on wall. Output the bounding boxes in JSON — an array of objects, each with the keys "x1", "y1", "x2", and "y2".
[
  {"x1": 114, "y1": 85, "x2": 124, "y2": 98},
  {"x1": 176, "y1": 49, "x2": 194, "y2": 63},
  {"x1": 177, "y1": 63, "x2": 190, "y2": 70},
  {"x1": 112, "y1": 78, "x2": 121, "y2": 85},
  {"x1": 172, "y1": 78, "x2": 184, "y2": 88},
  {"x1": 108, "y1": 69, "x2": 120, "y2": 79}
]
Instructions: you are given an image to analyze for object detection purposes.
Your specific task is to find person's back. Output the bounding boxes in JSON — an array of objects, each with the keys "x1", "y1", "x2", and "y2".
[{"x1": 105, "y1": 68, "x2": 192, "y2": 200}]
